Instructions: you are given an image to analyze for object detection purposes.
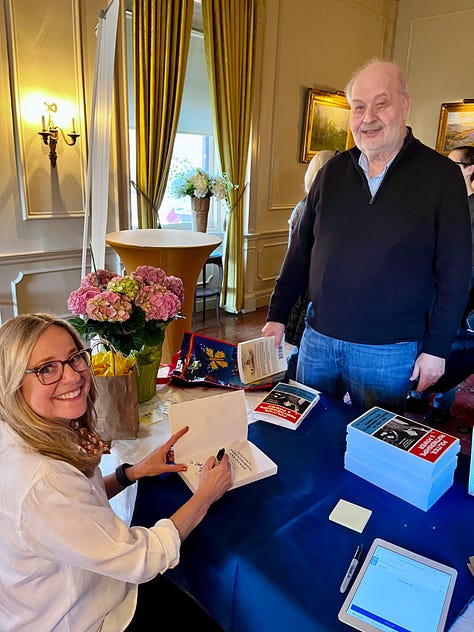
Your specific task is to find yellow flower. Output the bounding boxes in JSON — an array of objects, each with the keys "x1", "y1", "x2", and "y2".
[{"x1": 205, "y1": 347, "x2": 228, "y2": 371}]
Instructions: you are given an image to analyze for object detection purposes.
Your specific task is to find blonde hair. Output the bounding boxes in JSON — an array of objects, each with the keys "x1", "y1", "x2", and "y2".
[
  {"x1": 304, "y1": 150, "x2": 339, "y2": 193},
  {"x1": 0, "y1": 313, "x2": 101, "y2": 477}
]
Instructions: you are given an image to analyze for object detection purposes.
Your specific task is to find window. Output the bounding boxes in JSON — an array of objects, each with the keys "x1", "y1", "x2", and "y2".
[{"x1": 126, "y1": 6, "x2": 224, "y2": 232}]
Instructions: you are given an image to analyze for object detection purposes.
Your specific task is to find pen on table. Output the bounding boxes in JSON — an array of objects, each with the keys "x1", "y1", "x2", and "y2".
[
  {"x1": 340, "y1": 545, "x2": 363, "y2": 593},
  {"x1": 216, "y1": 448, "x2": 225, "y2": 463}
]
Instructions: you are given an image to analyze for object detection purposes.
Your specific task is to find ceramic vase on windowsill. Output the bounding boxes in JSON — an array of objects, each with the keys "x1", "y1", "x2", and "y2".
[{"x1": 190, "y1": 196, "x2": 210, "y2": 232}]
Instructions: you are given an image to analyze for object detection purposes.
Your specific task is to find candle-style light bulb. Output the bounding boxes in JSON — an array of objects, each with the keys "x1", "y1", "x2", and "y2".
[
  {"x1": 41, "y1": 115, "x2": 46, "y2": 131},
  {"x1": 72, "y1": 117, "x2": 76, "y2": 133}
]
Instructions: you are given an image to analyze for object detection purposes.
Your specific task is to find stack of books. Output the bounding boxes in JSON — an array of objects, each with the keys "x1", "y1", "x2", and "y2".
[{"x1": 344, "y1": 407, "x2": 460, "y2": 511}]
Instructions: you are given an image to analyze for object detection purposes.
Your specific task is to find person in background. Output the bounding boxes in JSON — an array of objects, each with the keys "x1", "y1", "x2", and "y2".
[
  {"x1": 406, "y1": 145, "x2": 474, "y2": 425},
  {"x1": 262, "y1": 59, "x2": 472, "y2": 414},
  {"x1": 285, "y1": 149, "x2": 339, "y2": 379},
  {"x1": 0, "y1": 313, "x2": 231, "y2": 632}
]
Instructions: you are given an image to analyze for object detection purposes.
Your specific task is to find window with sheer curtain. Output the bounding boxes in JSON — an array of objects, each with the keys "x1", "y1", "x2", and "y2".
[{"x1": 126, "y1": 7, "x2": 224, "y2": 231}]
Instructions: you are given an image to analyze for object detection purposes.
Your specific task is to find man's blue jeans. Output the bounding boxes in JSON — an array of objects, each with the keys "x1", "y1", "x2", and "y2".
[{"x1": 296, "y1": 325, "x2": 418, "y2": 413}]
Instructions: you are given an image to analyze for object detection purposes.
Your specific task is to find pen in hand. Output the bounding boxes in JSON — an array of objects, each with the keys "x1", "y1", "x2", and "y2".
[
  {"x1": 215, "y1": 448, "x2": 225, "y2": 463},
  {"x1": 340, "y1": 545, "x2": 363, "y2": 593}
]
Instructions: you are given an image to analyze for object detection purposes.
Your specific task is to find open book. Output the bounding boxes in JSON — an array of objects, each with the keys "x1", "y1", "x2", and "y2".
[
  {"x1": 167, "y1": 390, "x2": 278, "y2": 492},
  {"x1": 251, "y1": 380, "x2": 320, "y2": 430},
  {"x1": 237, "y1": 335, "x2": 287, "y2": 384}
]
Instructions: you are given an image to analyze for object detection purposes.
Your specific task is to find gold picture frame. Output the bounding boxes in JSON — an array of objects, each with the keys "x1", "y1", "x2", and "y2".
[
  {"x1": 435, "y1": 101, "x2": 474, "y2": 155},
  {"x1": 301, "y1": 88, "x2": 353, "y2": 162}
]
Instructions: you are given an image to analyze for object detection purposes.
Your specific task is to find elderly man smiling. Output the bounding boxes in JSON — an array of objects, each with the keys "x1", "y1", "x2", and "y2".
[{"x1": 263, "y1": 59, "x2": 472, "y2": 414}]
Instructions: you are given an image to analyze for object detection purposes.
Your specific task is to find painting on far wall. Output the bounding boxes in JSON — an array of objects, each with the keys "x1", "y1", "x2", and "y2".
[
  {"x1": 301, "y1": 88, "x2": 354, "y2": 163},
  {"x1": 435, "y1": 101, "x2": 474, "y2": 155}
]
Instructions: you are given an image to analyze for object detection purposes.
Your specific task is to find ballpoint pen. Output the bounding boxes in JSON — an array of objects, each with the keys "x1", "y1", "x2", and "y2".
[{"x1": 340, "y1": 545, "x2": 363, "y2": 593}]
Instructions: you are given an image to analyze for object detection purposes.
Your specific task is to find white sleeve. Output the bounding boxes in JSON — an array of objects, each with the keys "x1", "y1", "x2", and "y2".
[{"x1": 20, "y1": 466, "x2": 181, "y2": 583}]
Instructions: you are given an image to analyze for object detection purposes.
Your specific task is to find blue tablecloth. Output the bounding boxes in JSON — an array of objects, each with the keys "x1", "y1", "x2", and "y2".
[{"x1": 131, "y1": 393, "x2": 474, "y2": 631}]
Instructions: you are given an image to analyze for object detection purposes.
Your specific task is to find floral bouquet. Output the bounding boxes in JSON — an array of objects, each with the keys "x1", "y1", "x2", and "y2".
[
  {"x1": 170, "y1": 165, "x2": 236, "y2": 200},
  {"x1": 67, "y1": 265, "x2": 184, "y2": 358}
]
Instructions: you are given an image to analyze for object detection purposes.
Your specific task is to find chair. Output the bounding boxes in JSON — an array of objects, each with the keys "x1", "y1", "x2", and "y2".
[{"x1": 193, "y1": 250, "x2": 223, "y2": 329}]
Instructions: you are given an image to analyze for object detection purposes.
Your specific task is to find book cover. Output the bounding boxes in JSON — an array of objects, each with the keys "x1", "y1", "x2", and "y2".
[
  {"x1": 167, "y1": 390, "x2": 278, "y2": 492},
  {"x1": 237, "y1": 335, "x2": 287, "y2": 384},
  {"x1": 347, "y1": 407, "x2": 459, "y2": 474},
  {"x1": 251, "y1": 380, "x2": 320, "y2": 430},
  {"x1": 170, "y1": 331, "x2": 274, "y2": 390}
]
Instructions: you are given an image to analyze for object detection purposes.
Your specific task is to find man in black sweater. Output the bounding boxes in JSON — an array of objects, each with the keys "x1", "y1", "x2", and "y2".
[{"x1": 263, "y1": 60, "x2": 472, "y2": 414}]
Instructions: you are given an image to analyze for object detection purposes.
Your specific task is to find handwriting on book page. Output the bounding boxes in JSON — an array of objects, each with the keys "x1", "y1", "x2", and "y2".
[
  {"x1": 229, "y1": 447, "x2": 253, "y2": 472},
  {"x1": 186, "y1": 447, "x2": 254, "y2": 483}
]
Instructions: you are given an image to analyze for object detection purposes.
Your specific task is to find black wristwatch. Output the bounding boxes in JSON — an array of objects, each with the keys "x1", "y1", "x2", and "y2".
[{"x1": 115, "y1": 463, "x2": 135, "y2": 487}]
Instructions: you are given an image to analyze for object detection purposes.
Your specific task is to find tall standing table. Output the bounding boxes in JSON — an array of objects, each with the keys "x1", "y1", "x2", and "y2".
[{"x1": 105, "y1": 229, "x2": 221, "y2": 363}]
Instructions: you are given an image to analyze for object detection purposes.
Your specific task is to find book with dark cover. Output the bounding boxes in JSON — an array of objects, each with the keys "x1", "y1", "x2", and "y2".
[
  {"x1": 252, "y1": 380, "x2": 320, "y2": 430},
  {"x1": 171, "y1": 331, "x2": 274, "y2": 390}
]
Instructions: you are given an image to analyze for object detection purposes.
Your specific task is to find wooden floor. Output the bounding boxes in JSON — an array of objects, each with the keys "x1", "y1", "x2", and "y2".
[{"x1": 193, "y1": 306, "x2": 268, "y2": 344}]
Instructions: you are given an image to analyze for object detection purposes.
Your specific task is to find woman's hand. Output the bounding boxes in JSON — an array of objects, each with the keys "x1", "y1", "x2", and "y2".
[
  {"x1": 127, "y1": 426, "x2": 190, "y2": 482},
  {"x1": 195, "y1": 453, "x2": 232, "y2": 505}
]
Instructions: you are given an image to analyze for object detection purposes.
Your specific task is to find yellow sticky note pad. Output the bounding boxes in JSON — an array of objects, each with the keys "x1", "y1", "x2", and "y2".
[{"x1": 329, "y1": 499, "x2": 372, "y2": 533}]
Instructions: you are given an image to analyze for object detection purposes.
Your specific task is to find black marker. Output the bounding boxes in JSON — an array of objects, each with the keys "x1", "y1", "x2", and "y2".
[
  {"x1": 216, "y1": 448, "x2": 225, "y2": 462},
  {"x1": 340, "y1": 545, "x2": 363, "y2": 593}
]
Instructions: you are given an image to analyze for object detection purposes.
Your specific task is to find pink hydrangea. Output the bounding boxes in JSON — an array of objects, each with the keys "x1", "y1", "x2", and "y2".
[
  {"x1": 85, "y1": 291, "x2": 133, "y2": 322},
  {"x1": 132, "y1": 265, "x2": 167, "y2": 286},
  {"x1": 67, "y1": 285, "x2": 102, "y2": 315},
  {"x1": 81, "y1": 269, "x2": 118, "y2": 288},
  {"x1": 164, "y1": 275, "x2": 184, "y2": 304},
  {"x1": 135, "y1": 285, "x2": 181, "y2": 321}
]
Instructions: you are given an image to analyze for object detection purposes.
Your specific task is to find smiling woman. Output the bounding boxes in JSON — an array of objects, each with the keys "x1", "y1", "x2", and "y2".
[{"x1": 0, "y1": 312, "x2": 231, "y2": 631}]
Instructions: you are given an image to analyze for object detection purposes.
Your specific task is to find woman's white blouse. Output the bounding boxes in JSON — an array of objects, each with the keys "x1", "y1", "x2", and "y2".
[{"x1": 0, "y1": 423, "x2": 181, "y2": 631}]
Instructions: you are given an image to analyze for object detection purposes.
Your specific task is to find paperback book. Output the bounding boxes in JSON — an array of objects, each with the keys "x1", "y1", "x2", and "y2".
[
  {"x1": 251, "y1": 380, "x2": 320, "y2": 430},
  {"x1": 346, "y1": 407, "x2": 460, "y2": 478},
  {"x1": 167, "y1": 389, "x2": 278, "y2": 492},
  {"x1": 237, "y1": 335, "x2": 287, "y2": 384},
  {"x1": 344, "y1": 452, "x2": 457, "y2": 511}
]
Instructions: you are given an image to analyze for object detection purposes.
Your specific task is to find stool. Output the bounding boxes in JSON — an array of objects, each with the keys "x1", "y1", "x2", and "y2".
[{"x1": 193, "y1": 250, "x2": 223, "y2": 329}]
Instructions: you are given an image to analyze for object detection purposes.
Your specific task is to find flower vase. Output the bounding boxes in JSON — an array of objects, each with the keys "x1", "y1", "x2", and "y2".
[
  {"x1": 135, "y1": 344, "x2": 164, "y2": 403},
  {"x1": 190, "y1": 196, "x2": 210, "y2": 232}
]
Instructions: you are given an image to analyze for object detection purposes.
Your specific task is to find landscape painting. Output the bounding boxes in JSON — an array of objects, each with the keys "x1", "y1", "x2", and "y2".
[
  {"x1": 301, "y1": 89, "x2": 353, "y2": 162},
  {"x1": 435, "y1": 102, "x2": 474, "y2": 155}
]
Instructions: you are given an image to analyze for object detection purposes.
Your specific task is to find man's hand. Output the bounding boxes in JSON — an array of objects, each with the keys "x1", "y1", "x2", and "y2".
[
  {"x1": 261, "y1": 321, "x2": 285, "y2": 347},
  {"x1": 410, "y1": 353, "x2": 445, "y2": 392}
]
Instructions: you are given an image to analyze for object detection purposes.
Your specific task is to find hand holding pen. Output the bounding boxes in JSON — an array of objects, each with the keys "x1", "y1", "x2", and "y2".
[{"x1": 340, "y1": 545, "x2": 363, "y2": 593}]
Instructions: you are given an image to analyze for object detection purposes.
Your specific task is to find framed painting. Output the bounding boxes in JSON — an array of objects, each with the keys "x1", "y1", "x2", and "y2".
[
  {"x1": 435, "y1": 101, "x2": 474, "y2": 155},
  {"x1": 301, "y1": 88, "x2": 353, "y2": 162}
]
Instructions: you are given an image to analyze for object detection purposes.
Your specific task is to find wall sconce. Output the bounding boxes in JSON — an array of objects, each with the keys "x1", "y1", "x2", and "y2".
[{"x1": 38, "y1": 102, "x2": 80, "y2": 168}]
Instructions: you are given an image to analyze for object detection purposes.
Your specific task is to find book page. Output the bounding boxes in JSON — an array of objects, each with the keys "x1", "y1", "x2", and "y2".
[
  {"x1": 178, "y1": 439, "x2": 278, "y2": 492},
  {"x1": 168, "y1": 390, "x2": 248, "y2": 460},
  {"x1": 237, "y1": 335, "x2": 286, "y2": 384}
]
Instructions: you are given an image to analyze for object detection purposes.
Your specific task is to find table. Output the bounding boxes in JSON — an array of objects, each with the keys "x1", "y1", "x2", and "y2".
[
  {"x1": 105, "y1": 229, "x2": 221, "y2": 363},
  {"x1": 131, "y1": 392, "x2": 474, "y2": 632}
]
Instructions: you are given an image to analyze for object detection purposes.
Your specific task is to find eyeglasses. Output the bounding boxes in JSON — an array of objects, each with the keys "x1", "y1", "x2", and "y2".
[
  {"x1": 455, "y1": 161, "x2": 471, "y2": 167},
  {"x1": 24, "y1": 348, "x2": 92, "y2": 385}
]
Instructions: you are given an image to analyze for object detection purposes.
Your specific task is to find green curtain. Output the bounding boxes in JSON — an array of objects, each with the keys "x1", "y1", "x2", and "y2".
[
  {"x1": 202, "y1": 0, "x2": 257, "y2": 313},
  {"x1": 133, "y1": 0, "x2": 193, "y2": 228}
]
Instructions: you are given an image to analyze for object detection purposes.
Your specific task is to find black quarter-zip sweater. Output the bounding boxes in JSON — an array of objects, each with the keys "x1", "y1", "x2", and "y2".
[{"x1": 267, "y1": 128, "x2": 472, "y2": 358}]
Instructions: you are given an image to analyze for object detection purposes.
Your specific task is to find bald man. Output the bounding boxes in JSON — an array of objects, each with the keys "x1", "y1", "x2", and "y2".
[{"x1": 263, "y1": 60, "x2": 472, "y2": 414}]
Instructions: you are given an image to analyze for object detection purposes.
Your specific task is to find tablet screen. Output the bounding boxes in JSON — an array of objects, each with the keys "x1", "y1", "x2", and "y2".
[{"x1": 338, "y1": 538, "x2": 457, "y2": 632}]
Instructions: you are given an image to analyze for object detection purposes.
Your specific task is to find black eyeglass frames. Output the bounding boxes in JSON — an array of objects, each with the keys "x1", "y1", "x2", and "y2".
[{"x1": 24, "y1": 348, "x2": 92, "y2": 385}]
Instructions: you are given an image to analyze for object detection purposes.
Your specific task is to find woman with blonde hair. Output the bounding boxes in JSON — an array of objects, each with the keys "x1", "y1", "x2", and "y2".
[
  {"x1": 285, "y1": 150, "x2": 338, "y2": 378},
  {"x1": 0, "y1": 313, "x2": 231, "y2": 631}
]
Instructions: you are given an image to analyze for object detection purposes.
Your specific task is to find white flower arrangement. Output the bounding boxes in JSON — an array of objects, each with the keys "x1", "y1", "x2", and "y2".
[{"x1": 170, "y1": 166, "x2": 237, "y2": 200}]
